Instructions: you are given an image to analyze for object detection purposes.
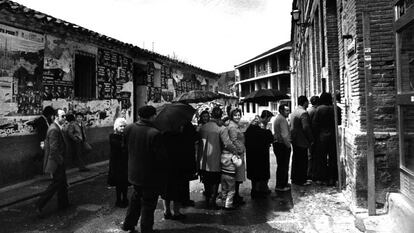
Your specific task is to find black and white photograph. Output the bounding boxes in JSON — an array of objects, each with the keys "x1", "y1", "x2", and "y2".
[{"x1": 0, "y1": 0, "x2": 413, "y2": 233}]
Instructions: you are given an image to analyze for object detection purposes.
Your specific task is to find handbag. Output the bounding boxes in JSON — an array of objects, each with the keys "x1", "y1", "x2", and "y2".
[{"x1": 83, "y1": 141, "x2": 93, "y2": 153}]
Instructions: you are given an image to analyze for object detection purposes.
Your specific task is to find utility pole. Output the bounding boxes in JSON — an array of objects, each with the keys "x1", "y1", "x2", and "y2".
[{"x1": 362, "y1": 11, "x2": 376, "y2": 216}]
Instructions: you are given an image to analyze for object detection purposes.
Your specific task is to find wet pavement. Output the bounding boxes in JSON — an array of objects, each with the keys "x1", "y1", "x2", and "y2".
[{"x1": 0, "y1": 153, "x2": 362, "y2": 233}]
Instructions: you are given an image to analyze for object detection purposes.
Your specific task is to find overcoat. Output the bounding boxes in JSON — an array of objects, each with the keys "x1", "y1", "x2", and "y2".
[
  {"x1": 43, "y1": 122, "x2": 66, "y2": 174},
  {"x1": 244, "y1": 124, "x2": 274, "y2": 181}
]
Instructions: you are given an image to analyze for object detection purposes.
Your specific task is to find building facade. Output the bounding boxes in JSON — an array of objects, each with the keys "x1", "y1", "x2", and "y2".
[
  {"x1": 0, "y1": 0, "x2": 218, "y2": 187},
  {"x1": 290, "y1": 0, "x2": 414, "y2": 224},
  {"x1": 234, "y1": 42, "x2": 291, "y2": 120}
]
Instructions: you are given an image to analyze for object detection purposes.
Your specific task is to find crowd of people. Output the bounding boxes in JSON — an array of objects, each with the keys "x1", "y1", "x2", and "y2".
[{"x1": 31, "y1": 91, "x2": 339, "y2": 233}]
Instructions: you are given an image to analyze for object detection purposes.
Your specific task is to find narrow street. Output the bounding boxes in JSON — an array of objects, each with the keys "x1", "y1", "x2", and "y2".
[{"x1": 0, "y1": 152, "x2": 359, "y2": 233}]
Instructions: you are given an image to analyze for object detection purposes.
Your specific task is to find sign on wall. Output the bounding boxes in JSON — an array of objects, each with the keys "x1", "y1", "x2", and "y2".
[
  {"x1": 97, "y1": 48, "x2": 132, "y2": 100},
  {"x1": 0, "y1": 24, "x2": 44, "y2": 117}
]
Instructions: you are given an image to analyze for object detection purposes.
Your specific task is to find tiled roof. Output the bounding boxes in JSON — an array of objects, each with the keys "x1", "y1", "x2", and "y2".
[
  {"x1": 235, "y1": 41, "x2": 291, "y2": 68},
  {"x1": 0, "y1": 0, "x2": 218, "y2": 77}
]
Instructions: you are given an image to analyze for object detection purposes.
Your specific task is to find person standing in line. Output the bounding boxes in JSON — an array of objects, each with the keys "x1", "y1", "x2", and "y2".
[
  {"x1": 180, "y1": 121, "x2": 199, "y2": 207},
  {"x1": 227, "y1": 108, "x2": 246, "y2": 205},
  {"x1": 197, "y1": 107, "x2": 236, "y2": 209},
  {"x1": 290, "y1": 96, "x2": 314, "y2": 186},
  {"x1": 245, "y1": 110, "x2": 274, "y2": 198},
  {"x1": 220, "y1": 141, "x2": 242, "y2": 210},
  {"x1": 273, "y1": 104, "x2": 292, "y2": 191},
  {"x1": 121, "y1": 106, "x2": 167, "y2": 233},
  {"x1": 196, "y1": 110, "x2": 210, "y2": 131},
  {"x1": 307, "y1": 96, "x2": 320, "y2": 181},
  {"x1": 312, "y1": 92, "x2": 338, "y2": 186},
  {"x1": 36, "y1": 109, "x2": 69, "y2": 213},
  {"x1": 162, "y1": 121, "x2": 198, "y2": 220},
  {"x1": 67, "y1": 112, "x2": 90, "y2": 172},
  {"x1": 108, "y1": 117, "x2": 129, "y2": 208}
]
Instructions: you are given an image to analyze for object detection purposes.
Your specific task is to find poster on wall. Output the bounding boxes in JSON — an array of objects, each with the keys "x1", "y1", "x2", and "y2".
[
  {"x1": 97, "y1": 48, "x2": 132, "y2": 100},
  {"x1": 0, "y1": 24, "x2": 44, "y2": 117},
  {"x1": 42, "y1": 68, "x2": 73, "y2": 100}
]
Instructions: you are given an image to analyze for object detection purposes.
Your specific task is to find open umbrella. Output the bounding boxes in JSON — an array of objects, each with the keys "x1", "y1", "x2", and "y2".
[
  {"x1": 173, "y1": 90, "x2": 223, "y2": 103},
  {"x1": 243, "y1": 89, "x2": 289, "y2": 103},
  {"x1": 153, "y1": 102, "x2": 196, "y2": 132}
]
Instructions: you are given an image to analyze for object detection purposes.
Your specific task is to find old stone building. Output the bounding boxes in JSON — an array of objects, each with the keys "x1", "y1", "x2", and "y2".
[{"x1": 0, "y1": 0, "x2": 218, "y2": 187}]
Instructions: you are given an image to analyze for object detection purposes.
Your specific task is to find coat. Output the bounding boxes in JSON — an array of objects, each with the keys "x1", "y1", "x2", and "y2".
[
  {"x1": 67, "y1": 121, "x2": 86, "y2": 143},
  {"x1": 107, "y1": 133, "x2": 129, "y2": 186},
  {"x1": 125, "y1": 120, "x2": 167, "y2": 189},
  {"x1": 43, "y1": 122, "x2": 66, "y2": 174},
  {"x1": 227, "y1": 120, "x2": 246, "y2": 182},
  {"x1": 197, "y1": 119, "x2": 236, "y2": 173},
  {"x1": 244, "y1": 124, "x2": 274, "y2": 181},
  {"x1": 290, "y1": 106, "x2": 314, "y2": 148}
]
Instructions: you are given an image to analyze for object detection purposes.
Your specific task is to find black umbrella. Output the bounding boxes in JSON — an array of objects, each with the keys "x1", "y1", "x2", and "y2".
[
  {"x1": 243, "y1": 89, "x2": 289, "y2": 103},
  {"x1": 173, "y1": 90, "x2": 223, "y2": 103},
  {"x1": 153, "y1": 102, "x2": 196, "y2": 132}
]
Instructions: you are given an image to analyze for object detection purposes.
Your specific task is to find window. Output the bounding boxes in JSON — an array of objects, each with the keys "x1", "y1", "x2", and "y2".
[
  {"x1": 74, "y1": 53, "x2": 96, "y2": 98},
  {"x1": 398, "y1": 22, "x2": 414, "y2": 92},
  {"x1": 401, "y1": 106, "x2": 414, "y2": 171}
]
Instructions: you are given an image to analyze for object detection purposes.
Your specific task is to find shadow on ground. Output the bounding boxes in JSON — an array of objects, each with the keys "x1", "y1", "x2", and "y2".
[{"x1": 181, "y1": 190, "x2": 294, "y2": 227}]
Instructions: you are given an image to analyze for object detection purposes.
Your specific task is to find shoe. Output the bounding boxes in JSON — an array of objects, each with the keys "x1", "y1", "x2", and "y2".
[
  {"x1": 304, "y1": 180, "x2": 312, "y2": 186},
  {"x1": 171, "y1": 213, "x2": 186, "y2": 220},
  {"x1": 121, "y1": 226, "x2": 137, "y2": 233},
  {"x1": 163, "y1": 212, "x2": 172, "y2": 220},
  {"x1": 121, "y1": 199, "x2": 129, "y2": 208},
  {"x1": 115, "y1": 200, "x2": 123, "y2": 207},
  {"x1": 58, "y1": 203, "x2": 72, "y2": 210},
  {"x1": 233, "y1": 196, "x2": 245, "y2": 205},
  {"x1": 223, "y1": 206, "x2": 236, "y2": 211},
  {"x1": 275, "y1": 186, "x2": 291, "y2": 191},
  {"x1": 79, "y1": 167, "x2": 90, "y2": 172},
  {"x1": 182, "y1": 199, "x2": 195, "y2": 207}
]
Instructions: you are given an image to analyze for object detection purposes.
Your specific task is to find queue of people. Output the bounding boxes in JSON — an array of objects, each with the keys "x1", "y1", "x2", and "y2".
[{"x1": 32, "y1": 92, "x2": 339, "y2": 233}]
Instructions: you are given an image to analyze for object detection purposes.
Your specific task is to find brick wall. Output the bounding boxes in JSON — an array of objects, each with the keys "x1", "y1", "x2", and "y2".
[
  {"x1": 340, "y1": 0, "x2": 399, "y2": 206},
  {"x1": 293, "y1": 0, "x2": 399, "y2": 207}
]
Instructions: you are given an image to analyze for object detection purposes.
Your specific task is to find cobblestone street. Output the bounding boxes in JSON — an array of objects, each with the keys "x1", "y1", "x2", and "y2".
[{"x1": 0, "y1": 152, "x2": 362, "y2": 233}]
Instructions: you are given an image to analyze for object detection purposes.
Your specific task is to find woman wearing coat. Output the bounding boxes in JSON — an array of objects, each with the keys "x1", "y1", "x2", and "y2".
[
  {"x1": 245, "y1": 111, "x2": 274, "y2": 198},
  {"x1": 227, "y1": 108, "x2": 246, "y2": 205},
  {"x1": 107, "y1": 117, "x2": 129, "y2": 208}
]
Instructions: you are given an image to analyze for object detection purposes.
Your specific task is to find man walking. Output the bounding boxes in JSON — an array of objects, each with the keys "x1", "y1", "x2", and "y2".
[
  {"x1": 36, "y1": 109, "x2": 69, "y2": 213},
  {"x1": 290, "y1": 96, "x2": 314, "y2": 186},
  {"x1": 122, "y1": 105, "x2": 166, "y2": 233},
  {"x1": 273, "y1": 104, "x2": 291, "y2": 191}
]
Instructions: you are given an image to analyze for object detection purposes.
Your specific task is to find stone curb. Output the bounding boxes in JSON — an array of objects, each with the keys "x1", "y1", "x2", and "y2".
[{"x1": 0, "y1": 160, "x2": 109, "y2": 209}]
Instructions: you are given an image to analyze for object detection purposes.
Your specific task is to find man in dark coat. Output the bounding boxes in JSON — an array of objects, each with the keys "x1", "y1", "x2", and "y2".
[
  {"x1": 312, "y1": 92, "x2": 338, "y2": 186},
  {"x1": 245, "y1": 110, "x2": 274, "y2": 198},
  {"x1": 122, "y1": 105, "x2": 167, "y2": 233},
  {"x1": 36, "y1": 109, "x2": 69, "y2": 213},
  {"x1": 290, "y1": 96, "x2": 314, "y2": 186},
  {"x1": 26, "y1": 106, "x2": 55, "y2": 162},
  {"x1": 307, "y1": 96, "x2": 320, "y2": 180},
  {"x1": 67, "y1": 112, "x2": 90, "y2": 172}
]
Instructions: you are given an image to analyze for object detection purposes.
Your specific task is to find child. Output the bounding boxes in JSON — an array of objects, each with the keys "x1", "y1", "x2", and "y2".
[{"x1": 220, "y1": 152, "x2": 242, "y2": 210}]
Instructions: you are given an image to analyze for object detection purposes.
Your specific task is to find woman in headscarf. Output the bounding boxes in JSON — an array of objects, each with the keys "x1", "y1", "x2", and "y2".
[{"x1": 107, "y1": 117, "x2": 129, "y2": 207}]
